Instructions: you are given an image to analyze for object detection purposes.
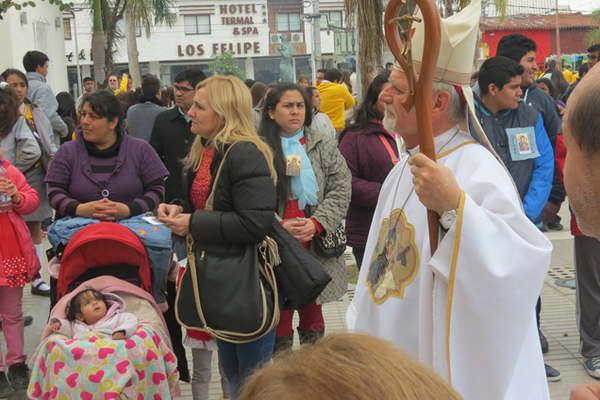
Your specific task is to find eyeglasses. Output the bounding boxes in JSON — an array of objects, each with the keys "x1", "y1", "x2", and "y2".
[{"x1": 174, "y1": 84, "x2": 194, "y2": 93}]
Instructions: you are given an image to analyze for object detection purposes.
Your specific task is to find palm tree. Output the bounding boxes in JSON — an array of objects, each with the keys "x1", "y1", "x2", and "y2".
[
  {"x1": 124, "y1": 0, "x2": 175, "y2": 88},
  {"x1": 89, "y1": 0, "x2": 127, "y2": 86},
  {"x1": 90, "y1": 0, "x2": 106, "y2": 86},
  {"x1": 344, "y1": 0, "x2": 384, "y2": 95},
  {"x1": 587, "y1": 9, "x2": 600, "y2": 46}
]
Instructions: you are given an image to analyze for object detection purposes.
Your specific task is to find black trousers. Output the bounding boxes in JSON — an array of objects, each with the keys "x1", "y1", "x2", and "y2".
[
  {"x1": 164, "y1": 280, "x2": 190, "y2": 382},
  {"x1": 352, "y1": 246, "x2": 365, "y2": 271}
]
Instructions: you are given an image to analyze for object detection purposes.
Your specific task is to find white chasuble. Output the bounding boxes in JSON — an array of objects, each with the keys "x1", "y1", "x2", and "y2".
[{"x1": 347, "y1": 128, "x2": 552, "y2": 400}]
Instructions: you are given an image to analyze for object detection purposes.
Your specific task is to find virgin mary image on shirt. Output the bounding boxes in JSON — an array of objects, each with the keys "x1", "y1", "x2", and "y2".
[{"x1": 367, "y1": 209, "x2": 420, "y2": 304}]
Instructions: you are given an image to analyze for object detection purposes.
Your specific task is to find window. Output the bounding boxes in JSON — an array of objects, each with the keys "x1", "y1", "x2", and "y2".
[
  {"x1": 322, "y1": 11, "x2": 343, "y2": 29},
  {"x1": 276, "y1": 13, "x2": 301, "y2": 32},
  {"x1": 184, "y1": 15, "x2": 210, "y2": 35},
  {"x1": 63, "y1": 18, "x2": 72, "y2": 40}
]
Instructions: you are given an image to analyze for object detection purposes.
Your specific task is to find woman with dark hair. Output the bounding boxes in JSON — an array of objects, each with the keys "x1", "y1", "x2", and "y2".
[
  {"x1": 56, "y1": 91, "x2": 77, "y2": 140},
  {"x1": 259, "y1": 83, "x2": 351, "y2": 353},
  {"x1": 305, "y1": 86, "x2": 335, "y2": 139},
  {"x1": 543, "y1": 59, "x2": 569, "y2": 99},
  {"x1": 46, "y1": 89, "x2": 167, "y2": 220},
  {"x1": 338, "y1": 73, "x2": 398, "y2": 268},
  {"x1": 45, "y1": 90, "x2": 170, "y2": 304},
  {"x1": 536, "y1": 77, "x2": 566, "y2": 116},
  {"x1": 2, "y1": 68, "x2": 57, "y2": 296}
]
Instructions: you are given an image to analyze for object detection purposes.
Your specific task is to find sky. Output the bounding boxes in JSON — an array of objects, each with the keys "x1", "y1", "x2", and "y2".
[{"x1": 561, "y1": 0, "x2": 600, "y2": 12}]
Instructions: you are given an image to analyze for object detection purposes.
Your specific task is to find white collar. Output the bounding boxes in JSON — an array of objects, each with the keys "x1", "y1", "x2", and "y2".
[{"x1": 407, "y1": 125, "x2": 462, "y2": 157}]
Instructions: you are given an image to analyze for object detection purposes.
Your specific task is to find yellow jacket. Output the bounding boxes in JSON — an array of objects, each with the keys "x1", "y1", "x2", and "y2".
[{"x1": 317, "y1": 81, "x2": 355, "y2": 131}]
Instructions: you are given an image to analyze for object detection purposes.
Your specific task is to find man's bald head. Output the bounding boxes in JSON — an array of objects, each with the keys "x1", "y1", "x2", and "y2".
[
  {"x1": 563, "y1": 64, "x2": 600, "y2": 238},
  {"x1": 566, "y1": 64, "x2": 600, "y2": 154}
]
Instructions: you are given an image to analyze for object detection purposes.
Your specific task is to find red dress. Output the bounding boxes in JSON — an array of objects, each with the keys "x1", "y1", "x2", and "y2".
[{"x1": 0, "y1": 213, "x2": 28, "y2": 288}]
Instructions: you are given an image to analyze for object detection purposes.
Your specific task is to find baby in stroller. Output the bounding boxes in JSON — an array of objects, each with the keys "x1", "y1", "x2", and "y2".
[
  {"x1": 28, "y1": 223, "x2": 180, "y2": 400},
  {"x1": 49, "y1": 289, "x2": 138, "y2": 340}
]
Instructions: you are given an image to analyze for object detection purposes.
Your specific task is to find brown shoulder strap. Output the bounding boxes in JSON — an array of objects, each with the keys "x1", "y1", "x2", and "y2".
[{"x1": 205, "y1": 144, "x2": 236, "y2": 211}]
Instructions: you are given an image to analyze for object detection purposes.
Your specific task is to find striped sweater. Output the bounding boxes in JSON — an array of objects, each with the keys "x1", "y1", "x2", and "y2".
[{"x1": 46, "y1": 132, "x2": 168, "y2": 218}]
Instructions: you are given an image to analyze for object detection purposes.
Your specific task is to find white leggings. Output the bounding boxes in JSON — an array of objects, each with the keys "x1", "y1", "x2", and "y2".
[{"x1": 191, "y1": 348, "x2": 229, "y2": 400}]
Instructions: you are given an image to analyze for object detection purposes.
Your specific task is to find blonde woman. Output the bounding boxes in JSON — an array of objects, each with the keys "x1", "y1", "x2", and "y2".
[
  {"x1": 157, "y1": 75, "x2": 277, "y2": 400},
  {"x1": 239, "y1": 333, "x2": 463, "y2": 400}
]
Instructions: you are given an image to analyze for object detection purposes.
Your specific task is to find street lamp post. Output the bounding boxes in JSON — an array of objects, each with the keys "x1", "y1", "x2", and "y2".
[{"x1": 71, "y1": 9, "x2": 82, "y2": 97}]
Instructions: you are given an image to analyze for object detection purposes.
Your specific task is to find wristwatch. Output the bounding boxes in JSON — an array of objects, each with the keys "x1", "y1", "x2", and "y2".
[{"x1": 439, "y1": 209, "x2": 457, "y2": 231}]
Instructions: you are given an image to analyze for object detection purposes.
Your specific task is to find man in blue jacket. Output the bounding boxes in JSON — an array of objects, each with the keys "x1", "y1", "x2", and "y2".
[
  {"x1": 496, "y1": 34, "x2": 565, "y2": 227},
  {"x1": 475, "y1": 55, "x2": 557, "y2": 380},
  {"x1": 496, "y1": 34, "x2": 565, "y2": 380}
]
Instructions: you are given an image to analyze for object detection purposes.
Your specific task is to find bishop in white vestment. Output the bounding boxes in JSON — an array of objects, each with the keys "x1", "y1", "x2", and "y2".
[{"x1": 347, "y1": 2, "x2": 552, "y2": 399}]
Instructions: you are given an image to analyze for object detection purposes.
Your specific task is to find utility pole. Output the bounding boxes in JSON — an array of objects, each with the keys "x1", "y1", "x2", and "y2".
[
  {"x1": 311, "y1": 0, "x2": 322, "y2": 83},
  {"x1": 554, "y1": 0, "x2": 561, "y2": 70}
]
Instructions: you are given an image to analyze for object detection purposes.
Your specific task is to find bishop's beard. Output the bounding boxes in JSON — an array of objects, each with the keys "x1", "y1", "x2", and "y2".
[{"x1": 382, "y1": 104, "x2": 398, "y2": 133}]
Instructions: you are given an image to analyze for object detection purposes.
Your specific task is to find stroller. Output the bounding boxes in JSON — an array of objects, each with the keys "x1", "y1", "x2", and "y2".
[
  {"x1": 51, "y1": 221, "x2": 152, "y2": 306},
  {"x1": 28, "y1": 222, "x2": 180, "y2": 400}
]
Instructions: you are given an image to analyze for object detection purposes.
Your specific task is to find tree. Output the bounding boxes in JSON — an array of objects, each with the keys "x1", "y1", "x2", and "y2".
[
  {"x1": 209, "y1": 51, "x2": 246, "y2": 80},
  {"x1": 124, "y1": 0, "x2": 175, "y2": 88},
  {"x1": 587, "y1": 9, "x2": 600, "y2": 46},
  {"x1": 89, "y1": 0, "x2": 127, "y2": 86},
  {"x1": 0, "y1": 0, "x2": 72, "y2": 19},
  {"x1": 344, "y1": 0, "x2": 384, "y2": 95}
]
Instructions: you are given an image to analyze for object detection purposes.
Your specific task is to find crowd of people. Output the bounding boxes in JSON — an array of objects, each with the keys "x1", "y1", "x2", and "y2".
[{"x1": 1, "y1": 3, "x2": 600, "y2": 398}]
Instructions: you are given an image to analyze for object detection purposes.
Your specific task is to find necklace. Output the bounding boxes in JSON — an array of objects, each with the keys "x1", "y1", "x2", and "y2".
[{"x1": 391, "y1": 128, "x2": 462, "y2": 211}]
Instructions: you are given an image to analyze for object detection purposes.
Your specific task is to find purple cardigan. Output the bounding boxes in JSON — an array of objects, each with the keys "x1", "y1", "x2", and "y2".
[
  {"x1": 45, "y1": 133, "x2": 168, "y2": 217},
  {"x1": 338, "y1": 122, "x2": 398, "y2": 248}
]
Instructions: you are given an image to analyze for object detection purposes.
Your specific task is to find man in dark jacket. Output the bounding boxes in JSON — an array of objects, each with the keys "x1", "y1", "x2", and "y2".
[
  {"x1": 149, "y1": 69, "x2": 205, "y2": 383},
  {"x1": 496, "y1": 35, "x2": 566, "y2": 381},
  {"x1": 126, "y1": 74, "x2": 165, "y2": 142},
  {"x1": 150, "y1": 69, "x2": 206, "y2": 203}
]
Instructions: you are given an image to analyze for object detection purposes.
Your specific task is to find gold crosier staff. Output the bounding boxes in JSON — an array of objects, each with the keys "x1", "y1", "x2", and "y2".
[{"x1": 384, "y1": 0, "x2": 442, "y2": 254}]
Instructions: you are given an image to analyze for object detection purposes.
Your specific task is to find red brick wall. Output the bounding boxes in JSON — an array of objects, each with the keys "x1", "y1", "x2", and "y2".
[{"x1": 551, "y1": 28, "x2": 593, "y2": 55}]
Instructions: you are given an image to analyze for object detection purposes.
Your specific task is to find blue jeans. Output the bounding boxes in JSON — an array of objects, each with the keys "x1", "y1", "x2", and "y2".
[{"x1": 216, "y1": 330, "x2": 276, "y2": 399}]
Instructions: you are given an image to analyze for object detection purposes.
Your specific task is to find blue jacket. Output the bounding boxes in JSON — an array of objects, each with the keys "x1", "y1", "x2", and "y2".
[{"x1": 474, "y1": 97, "x2": 554, "y2": 221}]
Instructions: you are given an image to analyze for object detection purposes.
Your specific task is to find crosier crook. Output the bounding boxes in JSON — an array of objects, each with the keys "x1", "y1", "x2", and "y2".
[{"x1": 384, "y1": 0, "x2": 442, "y2": 254}]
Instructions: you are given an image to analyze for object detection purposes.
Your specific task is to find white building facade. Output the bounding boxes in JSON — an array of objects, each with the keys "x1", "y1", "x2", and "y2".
[
  {"x1": 0, "y1": 3, "x2": 69, "y2": 92},
  {"x1": 63, "y1": 0, "x2": 353, "y2": 90}
]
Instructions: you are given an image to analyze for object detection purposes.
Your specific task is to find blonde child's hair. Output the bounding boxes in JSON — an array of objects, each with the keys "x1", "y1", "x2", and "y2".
[
  {"x1": 239, "y1": 333, "x2": 463, "y2": 400},
  {"x1": 183, "y1": 75, "x2": 275, "y2": 180}
]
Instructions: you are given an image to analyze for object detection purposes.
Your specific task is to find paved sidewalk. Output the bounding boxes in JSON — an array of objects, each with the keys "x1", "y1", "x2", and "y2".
[{"x1": 8, "y1": 207, "x2": 596, "y2": 399}]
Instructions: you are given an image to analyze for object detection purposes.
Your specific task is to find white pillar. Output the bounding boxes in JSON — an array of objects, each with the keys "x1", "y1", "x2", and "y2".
[{"x1": 245, "y1": 57, "x2": 255, "y2": 79}]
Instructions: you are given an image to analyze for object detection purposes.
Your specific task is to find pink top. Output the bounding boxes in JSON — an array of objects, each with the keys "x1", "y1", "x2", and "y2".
[
  {"x1": 50, "y1": 293, "x2": 139, "y2": 338},
  {"x1": 0, "y1": 159, "x2": 40, "y2": 286}
]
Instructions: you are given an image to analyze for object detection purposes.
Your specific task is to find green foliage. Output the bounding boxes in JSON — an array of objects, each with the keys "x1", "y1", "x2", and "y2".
[
  {"x1": 0, "y1": 0, "x2": 72, "y2": 18},
  {"x1": 126, "y1": 0, "x2": 175, "y2": 37},
  {"x1": 209, "y1": 51, "x2": 246, "y2": 80},
  {"x1": 587, "y1": 9, "x2": 600, "y2": 46}
]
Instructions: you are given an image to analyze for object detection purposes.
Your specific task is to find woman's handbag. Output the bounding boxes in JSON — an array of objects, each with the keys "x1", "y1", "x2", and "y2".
[
  {"x1": 175, "y1": 145, "x2": 281, "y2": 344},
  {"x1": 270, "y1": 220, "x2": 331, "y2": 309},
  {"x1": 313, "y1": 223, "x2": 347, "y2": 258}
]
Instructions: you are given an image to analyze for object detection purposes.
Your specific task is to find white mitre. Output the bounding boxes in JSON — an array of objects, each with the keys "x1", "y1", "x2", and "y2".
[{"x1": 410, "y1": 0, "x2": 495, "y2": 154}]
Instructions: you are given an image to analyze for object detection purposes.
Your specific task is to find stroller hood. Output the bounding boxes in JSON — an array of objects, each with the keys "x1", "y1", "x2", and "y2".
[{"x1": 57, "y1": 222, "x2": 152, "y2": 300}]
